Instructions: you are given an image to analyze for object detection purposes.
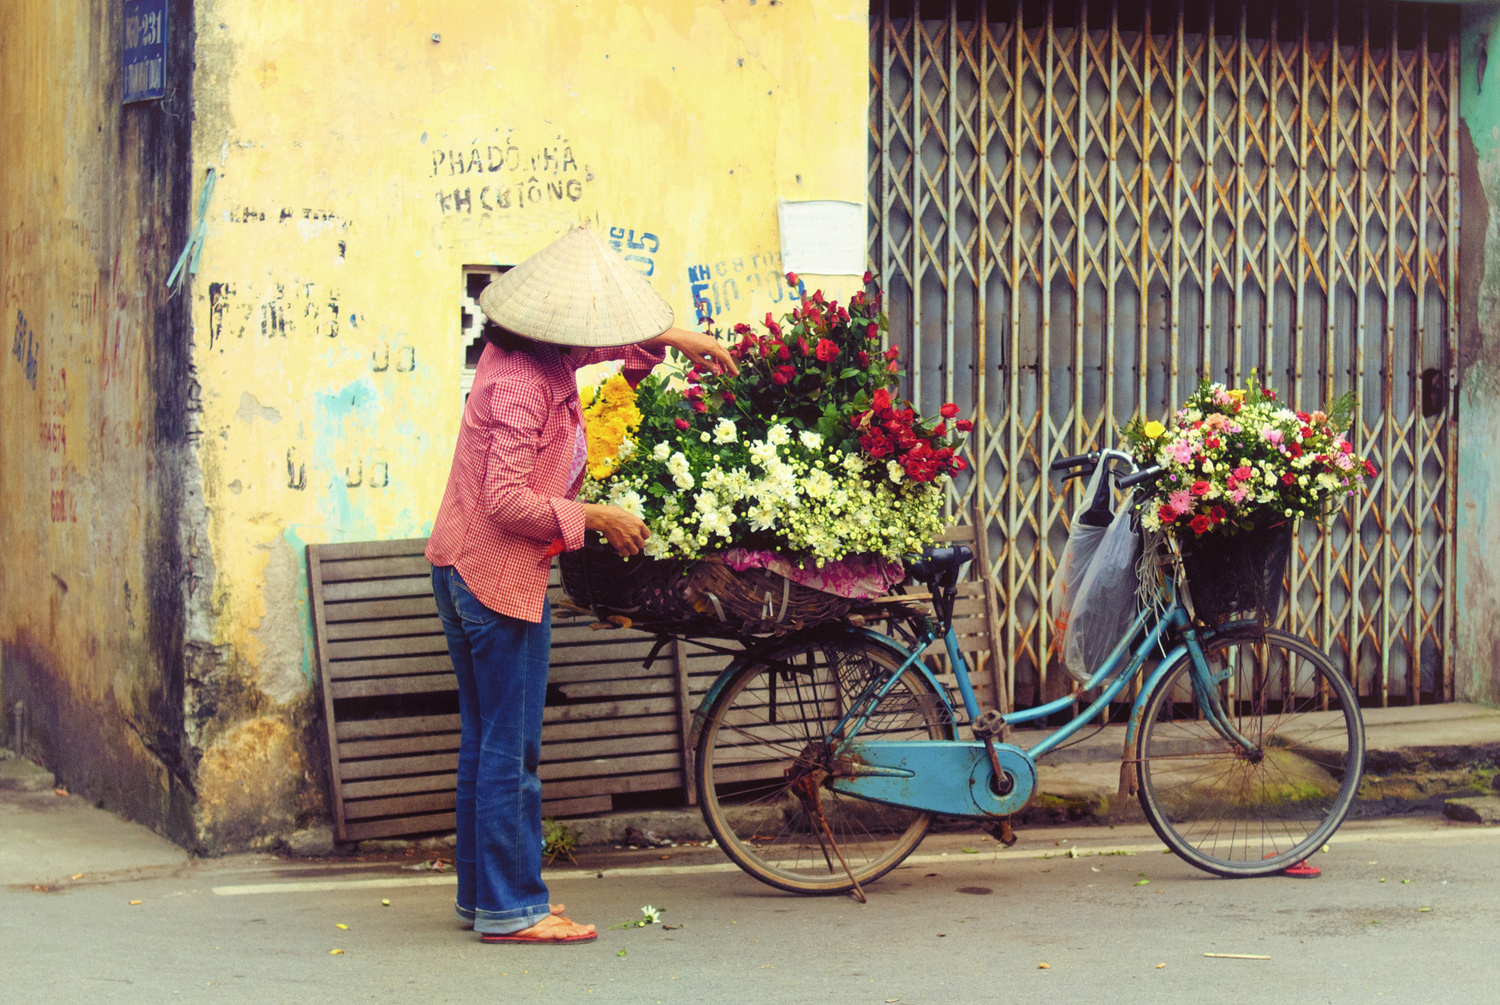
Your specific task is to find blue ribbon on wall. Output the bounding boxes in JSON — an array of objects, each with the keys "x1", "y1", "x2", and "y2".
[{"x1": 166, "y1": 166, "x2": 216, "y2": 292}]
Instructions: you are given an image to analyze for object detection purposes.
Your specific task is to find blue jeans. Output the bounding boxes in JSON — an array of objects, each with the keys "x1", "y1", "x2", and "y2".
[{"x1": 431, "y1": 565, "x2": 552, "y2": 936}]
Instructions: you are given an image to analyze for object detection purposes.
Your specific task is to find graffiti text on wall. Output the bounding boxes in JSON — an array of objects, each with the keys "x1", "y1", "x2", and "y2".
[
  {"x1": 431, "y1": 132, "x2": 593, "y2": 216},
  {"x1": 11, "y1": 310, "x2": 38, "y2": 388},
  {"x1": 42, "y1": 367, "x2": 75, "y2": 523},
  {"x1": 207, "y1": 282, "x2": 343, "y2": 347},
  {"x1": 609, "y1": 227, "x2": 659, "y2": 277},
  {"x1": 223, "y1": 206, "x2": 348, "y2": 228},
  {"x1": 687, "y1": 250, "x2": 801, "y2": 323}
]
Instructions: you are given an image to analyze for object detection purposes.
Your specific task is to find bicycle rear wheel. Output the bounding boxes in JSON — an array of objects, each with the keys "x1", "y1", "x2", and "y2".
[
  {"x1": 1137, "y1": 627, "x2": 1364, "y2": 877},
  {"x1": 695, "y1": 629, "x2": 954, "y2": 895}
]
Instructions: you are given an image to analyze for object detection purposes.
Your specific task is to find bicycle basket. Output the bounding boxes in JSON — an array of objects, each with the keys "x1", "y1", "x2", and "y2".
[
  {"x1": 1177, "y1": 522, "x2": 1293, "y2": 627},
  {"x1": 558, "y1": 542, "x2": 856, "y2": 635}
]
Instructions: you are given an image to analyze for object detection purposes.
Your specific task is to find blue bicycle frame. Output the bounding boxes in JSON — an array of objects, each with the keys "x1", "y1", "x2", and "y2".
[{"x1": 807, "y1": 570, "x2": 1260, "y2": 770}]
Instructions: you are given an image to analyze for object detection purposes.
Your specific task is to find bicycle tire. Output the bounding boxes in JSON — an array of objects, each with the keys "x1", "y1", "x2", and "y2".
[
  {"x1": 1137, "y1": 627, "x2": 1365, "y2": 877},
  {"x1": 695, "y1": 628, "x2": 955, "y2": 895}
]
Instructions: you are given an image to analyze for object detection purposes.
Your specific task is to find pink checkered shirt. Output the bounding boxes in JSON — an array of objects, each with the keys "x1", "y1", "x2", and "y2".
[{"x1": 425, "y1": 339, "x2": 665, "y2": 623}]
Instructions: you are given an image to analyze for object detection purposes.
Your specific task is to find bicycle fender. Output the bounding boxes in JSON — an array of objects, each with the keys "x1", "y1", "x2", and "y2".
[{"x1": 686, "y1": 626, "x2": 959, "y2": 750}]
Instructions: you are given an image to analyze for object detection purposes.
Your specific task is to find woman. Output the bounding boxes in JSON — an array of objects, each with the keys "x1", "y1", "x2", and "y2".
[{"x1": 425, "y1": 226, "x2": 736, "y2": 944}]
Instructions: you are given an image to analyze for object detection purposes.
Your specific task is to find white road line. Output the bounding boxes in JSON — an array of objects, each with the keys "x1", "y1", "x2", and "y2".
[
  {"x1": 212, "y1": 875, "x2": 459, "y2": 896},
  {"x1": 210, "y1": 824, "x2": 1497, "y2": 895}
]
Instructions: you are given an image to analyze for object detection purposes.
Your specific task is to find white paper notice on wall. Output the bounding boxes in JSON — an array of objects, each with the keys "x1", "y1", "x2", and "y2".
[{"x1": 777, "y1": 200, "x2": 866, "y2": 276}]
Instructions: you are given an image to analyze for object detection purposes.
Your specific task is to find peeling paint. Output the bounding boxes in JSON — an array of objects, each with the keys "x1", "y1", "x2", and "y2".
[
  {"x1": 1, "y1": 0, "x2": 198, "y2": 844},
  {"x1": 195, "y1": 717, "x2": 306, "y2": 847},
  {"x1": 1457, "y1": 9, "x2": 1500, "y2": 707}
]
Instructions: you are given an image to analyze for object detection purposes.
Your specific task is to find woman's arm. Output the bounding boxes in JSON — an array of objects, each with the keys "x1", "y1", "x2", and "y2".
[{"x1": 640, "y1": 327, "x2": 740, "y2": 376}]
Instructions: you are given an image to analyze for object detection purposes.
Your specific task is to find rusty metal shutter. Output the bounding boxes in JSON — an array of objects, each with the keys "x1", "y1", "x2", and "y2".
[{"x1": 869, "y1": 0, "x2": 1459, "y2": 707}]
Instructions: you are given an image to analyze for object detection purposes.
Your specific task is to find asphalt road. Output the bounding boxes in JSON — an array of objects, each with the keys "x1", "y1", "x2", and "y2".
[{"x1": 3, "y1": 815, "x2": 1498, "y2": 1005}]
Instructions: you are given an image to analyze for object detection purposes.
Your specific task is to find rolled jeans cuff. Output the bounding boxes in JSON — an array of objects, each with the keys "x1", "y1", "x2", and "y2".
[{"x1": 473, "y1": 902, "x2": 553, "y2": 935}]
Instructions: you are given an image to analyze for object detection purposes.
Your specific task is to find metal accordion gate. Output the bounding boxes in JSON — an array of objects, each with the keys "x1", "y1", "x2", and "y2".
[{"x1": 868, "y1": 0, "x2": 1460, "y2": 709}]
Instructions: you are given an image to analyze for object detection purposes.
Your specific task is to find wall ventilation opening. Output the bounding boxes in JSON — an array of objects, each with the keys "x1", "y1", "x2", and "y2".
[{"x1": 461, "y1": 265, "x2": 512, "y2": 399}]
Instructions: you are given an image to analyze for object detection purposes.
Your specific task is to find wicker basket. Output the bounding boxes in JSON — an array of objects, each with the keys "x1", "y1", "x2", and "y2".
[
  {"x1": 558, "y1": 543, "x2": 858, "y2": 636},
  {"x1": 1177, "y1": 522, "x2": 1294, "y2": 627}
]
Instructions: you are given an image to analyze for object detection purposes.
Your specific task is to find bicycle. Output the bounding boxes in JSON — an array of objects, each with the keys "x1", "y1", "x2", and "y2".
[{"x1": 686, "y1": 447, "x2": 1366, "y2": 897}]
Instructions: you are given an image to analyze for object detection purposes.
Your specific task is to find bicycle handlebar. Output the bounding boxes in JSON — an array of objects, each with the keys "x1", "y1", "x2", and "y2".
[
  {"x1": 1049, "y1": 452, "x2": 1100, "y2": 473},
  {"x1": 1117, "y1": 465, "x2": 1163, "y2": 490}
]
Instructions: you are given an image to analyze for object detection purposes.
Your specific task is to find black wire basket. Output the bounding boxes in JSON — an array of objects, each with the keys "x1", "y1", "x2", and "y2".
[{"x1": 1177, "y1": 522, "x2": 1294, "y2": 627}]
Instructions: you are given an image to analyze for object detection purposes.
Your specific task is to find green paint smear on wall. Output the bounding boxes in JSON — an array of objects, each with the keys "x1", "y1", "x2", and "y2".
[{"x1": 1461, "y1": 4, "x2": 1500, "y2": 153}]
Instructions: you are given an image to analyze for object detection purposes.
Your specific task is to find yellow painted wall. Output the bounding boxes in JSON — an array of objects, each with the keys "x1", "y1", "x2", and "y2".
[
  {"x1": 1, "y1": 1, "x2": 197, "y2": 839},
  {"x1": 187, "y1": 0, "x2": 868, "y2": 845}
]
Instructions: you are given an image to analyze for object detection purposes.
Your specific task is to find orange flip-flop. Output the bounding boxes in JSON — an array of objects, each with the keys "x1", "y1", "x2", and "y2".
[{"x1": 481, "y1": 915, "x2": 597, "y2": 945}]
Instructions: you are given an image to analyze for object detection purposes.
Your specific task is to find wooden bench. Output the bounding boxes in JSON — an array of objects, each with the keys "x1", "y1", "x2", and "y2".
[
  {"x1": 307, "y1": 521, "x2": 1005, "y2": 841},
  {"x1": 307, "y1": 539, "x2": 726, "y2": 842}
]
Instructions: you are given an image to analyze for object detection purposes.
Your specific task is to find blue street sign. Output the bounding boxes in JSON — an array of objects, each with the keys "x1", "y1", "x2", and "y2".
[{"x1": 123, "y1": 0, "x2": 167, "y2": 104}]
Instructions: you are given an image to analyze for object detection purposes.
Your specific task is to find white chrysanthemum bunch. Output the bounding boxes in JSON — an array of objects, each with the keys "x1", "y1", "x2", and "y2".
[{"x1": 582, "y1": 416, "x2": 946, "y2": 564}]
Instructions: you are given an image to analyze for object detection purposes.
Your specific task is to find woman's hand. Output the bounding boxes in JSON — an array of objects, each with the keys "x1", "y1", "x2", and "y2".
[
  {"x1": 582, "y1": 503, "x2": 650, "y2": 557},
  {"x1": 644, "y1": 327, "x2": 740, "y2": 376}
]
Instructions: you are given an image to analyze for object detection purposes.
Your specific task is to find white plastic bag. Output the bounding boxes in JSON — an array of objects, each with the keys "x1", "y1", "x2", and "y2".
[
  {"x1": 1049, "y1": 464, "x2": 1110, "y2": 669},
  {"x1": 1062, "y1": 501, "x2": 1140, "y2": 681}
]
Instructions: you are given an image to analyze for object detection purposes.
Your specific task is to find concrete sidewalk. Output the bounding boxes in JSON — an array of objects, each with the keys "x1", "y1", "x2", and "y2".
[
  {"x1": 2, "y1": 703, "x2": 1497, "y2": 881},
  {"x1": 0, "y1": 750, "x2": 190, "y2": 887},
  {"x1": 1022, "y1": 700, "x2": 1500, "y2": 825}
]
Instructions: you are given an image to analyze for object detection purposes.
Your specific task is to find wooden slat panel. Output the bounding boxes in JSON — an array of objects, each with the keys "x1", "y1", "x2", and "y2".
[
  {"x1": 324, "y1": 596, "x2": 441, "y2": 622},
  {"x1": 550, "y1": 623, "x2": 663, "y2": 646},
  {"x1": 336, "y1": 713, "x2": 461, "y2": 741},
  {"x1": 342, "y1": 772, "x2": 456, "y2": 800},
  {"x1": 338, "y1": 716, "x2": 686, "y2": 761},
  {"x1": 542, "y1": 732, "x2": 680, "y2": 762},
  {"x1": 339, "y1": 732, "x2": 460, "y2": 760},
  {"x1": 542, "y1": 714, "x2": 680, "y2": 743},
  {"x1": 344, "y1": 812, "x2": 457, "y2": 841},
  {"x1": 322, "y1": 576, "x2": 434, "y2": 603},
  {"x1": 542, "y1": 697, "x2": 678, "y2": 722},
  {"x1": 308, "y1": 543, "x2": 347, "y2": 839},
  {"x1": 542, "y1": 794, "x2": 612, "y2": 817},
  {"x1": 330, "y1": 674, "x2": 458, "y2": 700},
  {"x1": 328, "y1": 654, "x2": 454, "y2": 680},
  {"x1": 539, "y1": 770, "x2": 683, "y2": 801},
  {"x1": 310, "y1": 538, "x2": 430, "y2": 562},
  {"x1": 539, "y1": 751, "x2": 680, "y2": 782},
  {"x1": 325, "y1": 616, "x2": 445, "y2": 642},
  {"x1": 318, "y1": 555, "x2": 433, "y2": 582},
  {"x1": 341, "y1": 751, "x2": 458, "y2": 781},
  {"x1": 327, "y1": 635, "x2": 450, "y2": 661},
  {"x1": 546, "y1": 662, "x2": 671, "y2": 686},
  {"x1": 549, "y1": 677, "x2": 678, "y2": 700},
  {"x1": 345, "y1": 790, "x2": 457, "y2": 821}
]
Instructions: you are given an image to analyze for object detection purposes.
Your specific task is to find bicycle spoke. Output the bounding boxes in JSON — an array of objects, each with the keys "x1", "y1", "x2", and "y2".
[
  {"x1": 698, "y1": 631, "x2": 950, "y2": 894},
  {"x1": 1139, "y1": 630, "x2": 1363, "y2": 876}
]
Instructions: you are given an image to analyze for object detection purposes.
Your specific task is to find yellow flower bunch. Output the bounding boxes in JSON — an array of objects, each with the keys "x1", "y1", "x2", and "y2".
[{"x1": 581, "y1": 374, "x2": 643, "y2": 480}]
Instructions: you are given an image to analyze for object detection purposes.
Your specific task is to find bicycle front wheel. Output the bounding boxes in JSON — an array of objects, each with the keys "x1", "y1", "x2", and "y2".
[
  {"x1": 695, "y1": 629, "x2": 954, "y2": 895},
  {"x1": 1137, "y1": 627, "x2": 1364, "y2": 877}
]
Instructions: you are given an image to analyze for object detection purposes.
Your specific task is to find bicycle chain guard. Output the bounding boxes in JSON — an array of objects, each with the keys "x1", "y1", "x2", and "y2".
[{"x1": 828, "y1": 739, "x2": 1037, "y2": 818}]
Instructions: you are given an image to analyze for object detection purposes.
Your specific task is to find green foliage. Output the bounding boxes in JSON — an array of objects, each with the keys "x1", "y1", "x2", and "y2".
[{"x1": 542, "y1": 817, "x2": 580, "y2": 864}]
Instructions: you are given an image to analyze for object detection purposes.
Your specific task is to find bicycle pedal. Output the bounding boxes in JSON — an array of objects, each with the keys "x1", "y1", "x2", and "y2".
[{"x1": 972, "y1": 709, "x2": 1007, "y2": 740}]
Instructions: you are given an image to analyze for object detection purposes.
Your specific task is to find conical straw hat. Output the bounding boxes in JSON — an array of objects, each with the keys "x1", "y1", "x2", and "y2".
[{"x1": 477, "y1": 225, "x2": 674, "y2": 348}]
